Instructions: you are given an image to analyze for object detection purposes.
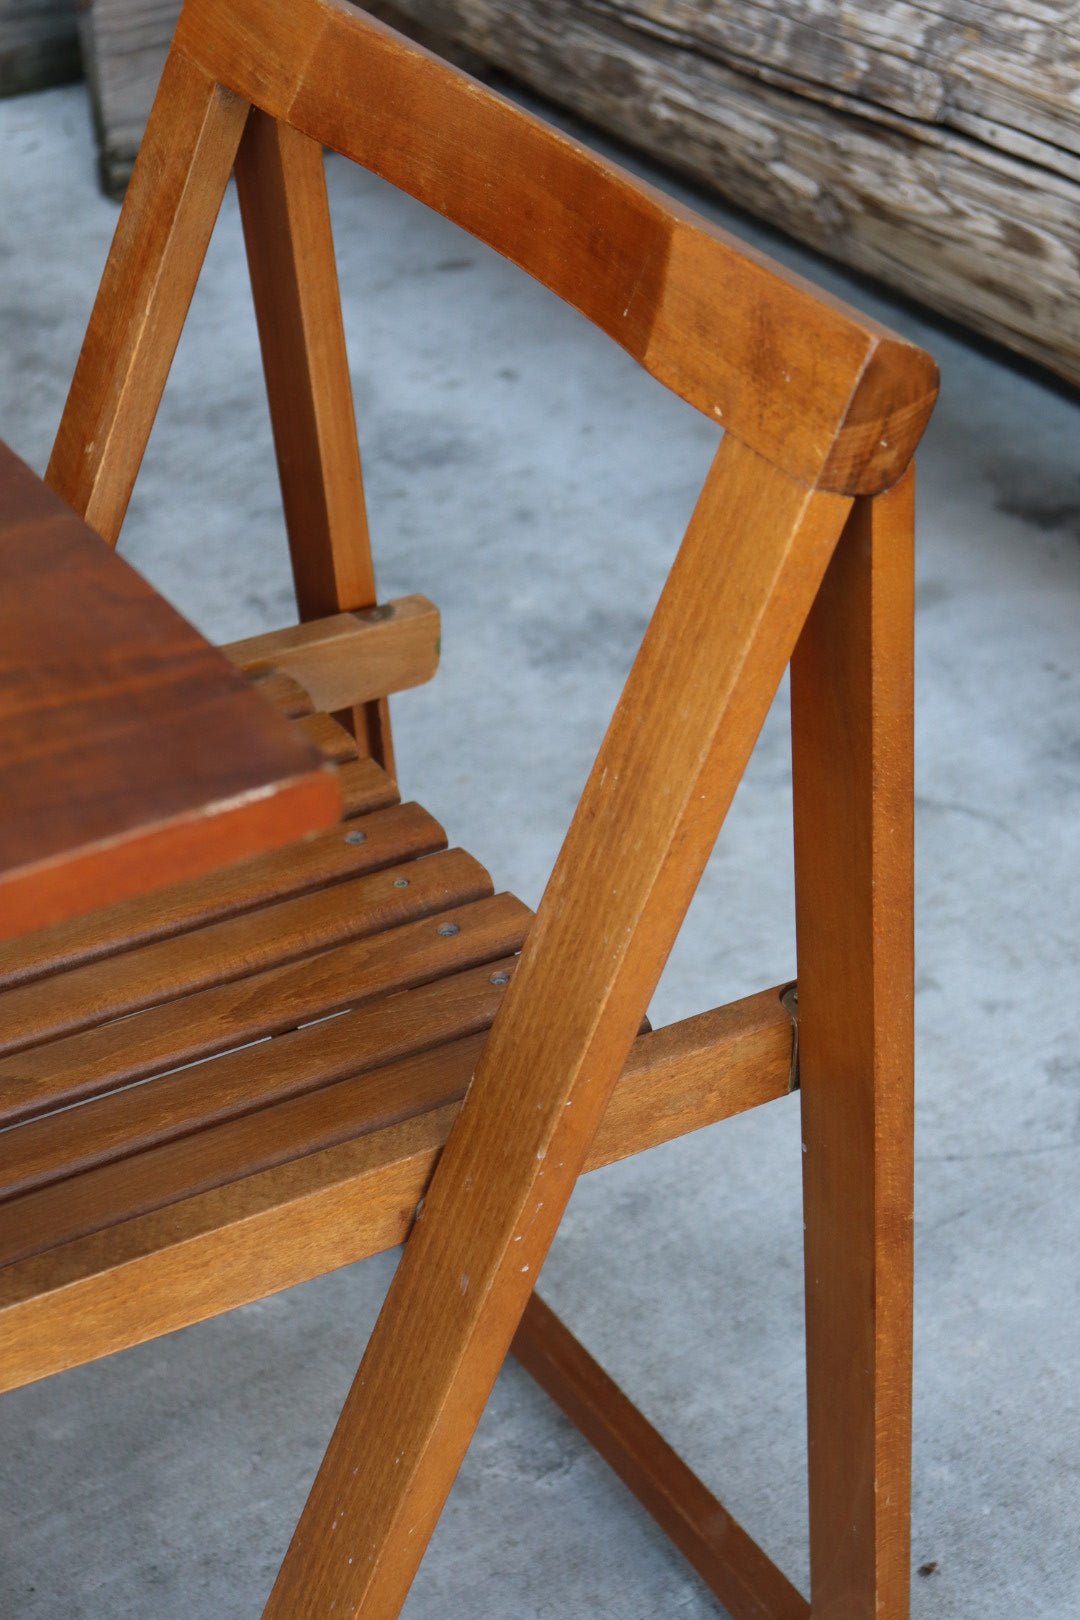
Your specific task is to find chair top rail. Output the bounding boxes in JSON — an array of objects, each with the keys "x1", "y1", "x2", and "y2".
[{"x1": 175, "y1": 0, "x2": 937, "y2": 495}]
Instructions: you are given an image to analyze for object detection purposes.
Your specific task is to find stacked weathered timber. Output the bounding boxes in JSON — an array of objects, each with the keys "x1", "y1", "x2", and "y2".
[{"x1": 77, "y1": 0, "x2": 1080, "y2": 386}]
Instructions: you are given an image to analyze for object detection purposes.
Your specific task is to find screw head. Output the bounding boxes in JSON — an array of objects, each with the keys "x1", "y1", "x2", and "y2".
[
  {"x1": 344, "y1": 829, "x2": 366, "y2": 845},
  {"x1": 393, "y1": 876, "x2": 410, "y2": 889},
  {"x1": 490, "y1": 970, "x2": 510, "y2": 986},
  {"x1": 437, "y1": 922, "x2": 460, "y2": 938}
]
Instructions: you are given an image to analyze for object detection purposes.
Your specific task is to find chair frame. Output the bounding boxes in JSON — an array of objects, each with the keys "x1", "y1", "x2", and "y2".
[{"x1": 13, "y1": 0, "x2": 937, "y2": 1613}]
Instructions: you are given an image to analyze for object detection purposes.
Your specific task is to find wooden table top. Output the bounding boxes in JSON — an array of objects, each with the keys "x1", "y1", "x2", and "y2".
[{"x1": 0, "y1": 441, "x2": 341, "y2": 941}]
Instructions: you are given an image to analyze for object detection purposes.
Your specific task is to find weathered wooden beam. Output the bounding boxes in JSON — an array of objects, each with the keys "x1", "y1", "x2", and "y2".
[{"x1": 390, "y1": 0, "x2": 1080, "y2": 389}]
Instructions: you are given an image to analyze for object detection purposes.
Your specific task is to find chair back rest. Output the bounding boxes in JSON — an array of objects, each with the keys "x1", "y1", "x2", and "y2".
[{"x1": 48, "y1": 0, "x2": 936, "y2": 546}]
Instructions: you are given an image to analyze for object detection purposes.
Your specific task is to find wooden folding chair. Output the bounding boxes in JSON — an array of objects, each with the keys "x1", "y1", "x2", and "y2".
[{"x1": 0, "y1": 1, "x2": 937, "y2": 1614}]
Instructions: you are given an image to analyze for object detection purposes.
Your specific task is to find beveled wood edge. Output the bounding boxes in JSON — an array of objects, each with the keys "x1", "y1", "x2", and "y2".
[
  {"x1": 0, "y1": 985, "x2": 793, "y2": 1391},
  {"x1": 222, "y1": 595, "x2": 441, "y2": 714},
  {"x1": 0, "y1": 766, "x2": 341, "y2": 945},
  {"x1": 511, "y1": 1292, "x2": 810, "y2": 1620}
]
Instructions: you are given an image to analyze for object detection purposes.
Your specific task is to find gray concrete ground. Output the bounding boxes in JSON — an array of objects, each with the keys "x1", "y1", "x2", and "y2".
[{"x1": 1, "y1": 79, "x2": 1078, "y2": 1619}]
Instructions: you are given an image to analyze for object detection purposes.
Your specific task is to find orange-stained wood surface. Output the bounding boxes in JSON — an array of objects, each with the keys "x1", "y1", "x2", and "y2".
[
  {"x1": 0, "y1": 441, "x2": 339, "y2": 941},
  {"x1": 46, "y1": 50, "x2": 248, "y2": 544},
  {"x1": 233, "y1": 106, "x2": 395, "y2": 768},
  {"x1": 262, "y1": 439, "x2": 851, "y2": 1617},
  {"x1": 222, "y1": 594, "x2": 440, "y2": 716},
  {"x1": 0, "y1": 984, "x2": 795, "y2": 1391},
  {"x1": 791, "y1": 471, "x2": 916, "y2": 1620}
]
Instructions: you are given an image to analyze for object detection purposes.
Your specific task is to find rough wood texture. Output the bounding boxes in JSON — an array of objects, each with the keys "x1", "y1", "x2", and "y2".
[
  {"x1": 0, "y1": 0, "x2": 79, "y2": 95},
  {"x1": 77, "y1": 0, "x2": 177, "y2": 192},
  {"x1": 391, "y1": 0, "x2": 1080, "y2": 388},
  {"x1": 81, "y1": 0, "x2": 1080, "y2": 381},
  {"x1": 263, "y1": 439, "x2": 851, "y2": 1617},
  {"x1": 0, "y1": 441, "x2": 340, "y2": 940}
]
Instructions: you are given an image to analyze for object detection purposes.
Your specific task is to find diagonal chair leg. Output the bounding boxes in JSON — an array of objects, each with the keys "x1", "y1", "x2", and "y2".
[
  {"x1": 792, "y1": 470, "x2": 916, "y2": 1619},
  {"x1": 263, "y1": 436, "x2": 852, "y2": 1618}
]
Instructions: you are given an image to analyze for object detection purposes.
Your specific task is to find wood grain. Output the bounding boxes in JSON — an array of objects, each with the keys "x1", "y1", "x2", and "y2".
[
  {"x1": 0, "y1": 959, "x2": 522, "y2": 1203},
  {"x1": 0, "y1": 805, "x2": 448, "y2": 1058},
  {"x1": 389, "y1": 0, "x2": 1080, "y2": 388},
  {"x1": 169, "y1": 0, "x2": 936, "y2": 496},
  {"x1": 0, "y1": 442, "x2": 340, "y2": 941},
  {"x1": 0, "y1": 768, "x2": 399, "y2": 991},
  {"x1": 791, "y1": 472, "x2": 915, "y2": 1619},
  {"x1": 0, "y1": 856, "x2": 506, "y2": 1124},
  {"x1": 262, "y1": 437, "x2": 850, "y2": 1616},
  {"x1": 223, "y1": 595, "x2": 440, "y2": 715},
  {"x1": 0, "y1": 984, "x2": 796, "y2": 1391},
  {"x1": 234, "y1": 106, "x2": 395, "y2": 768},
  {"x1": 81, "y1": 0, "x2": 1075, "y2": 383},
  {"x1": 46, "y1": 49, "x2": 250, "y2": 542}
]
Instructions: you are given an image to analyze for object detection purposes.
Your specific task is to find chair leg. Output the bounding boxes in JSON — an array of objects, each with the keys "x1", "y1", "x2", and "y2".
[
  {"x1": 790, "y1": 469, "x2": 916, "y2": 1620},
  {"x1": 261, "y1": 440, "x2": 851, "y2": 1619},
  {"x1": 234, "y1": 109, "x2": 393, "y2": 771}
]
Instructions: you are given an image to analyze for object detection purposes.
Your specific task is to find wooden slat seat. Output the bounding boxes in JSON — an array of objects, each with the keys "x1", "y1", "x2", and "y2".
[{"x1": 0, "y1": 686, "x2": 532, "y2": 1270}]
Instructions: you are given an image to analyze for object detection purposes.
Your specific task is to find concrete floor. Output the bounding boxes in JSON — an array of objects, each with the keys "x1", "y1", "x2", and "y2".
[{"x1": 1, "y1": 80, "x2": 1078, "y2": 1619}]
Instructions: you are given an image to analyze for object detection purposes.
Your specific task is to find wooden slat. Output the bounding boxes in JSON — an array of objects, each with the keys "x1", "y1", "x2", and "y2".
[
  {"x1": 223, "y1": 595, "x2": 440, "y2": 714},
  {"x1": 0, "y1": 1034, "x2": 480, "y2": 1267},
  {"x1": 247, "y1": 666, "x2": 315, "y2": 718},
  {"x1": 46, "y1": 50, "x2": 250, "y2": 543},
  {"x1": 297, "y1": 709, "x2": 358, "y2": 761},
  {"x1": 511, "y1": 1293, "x2": 810, "y2": 1620},
  {"x1": 0, "y1": 957, "x2": 525, "y2": 1203},
  {"x1": 791, "y1": 474, "x2": 916, "y2": 1617},
  {"x1": 1, "y1": 957, "x2": 544, "y2": 1265},
  {"x1": 336, "y1": 756, "x2": 398, "y2": 815},
  {"x1": 0, "y1": 804, "x2": 450, "y2": 1058},
  {"x1": 0, "y1": 983, "x2": 795, "y2": 1390},
  {"x1": 0, "y1": 883, "x2": 521, "y2": 1127},
  {"x1": 0, "y1": 780, "x2": 401, "y2": 992},
  {"x1": 0, "y1": 978, "x2": 789, "y2": 1205}
]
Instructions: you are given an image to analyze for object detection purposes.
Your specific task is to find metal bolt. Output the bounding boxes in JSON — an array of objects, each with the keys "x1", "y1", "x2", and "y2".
[
  {"x1": 490, "y1": 970, "x2": 510, "y2": 986},
  {"x1": 344, "y1": 829, "x2": 366, "y2": 845},
  {"x1": 393, "y1": 877, "x2": 409, "y2": 889},
  {"x1": 437, "y1": 922, "x2": 460, "y2": 938}
]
